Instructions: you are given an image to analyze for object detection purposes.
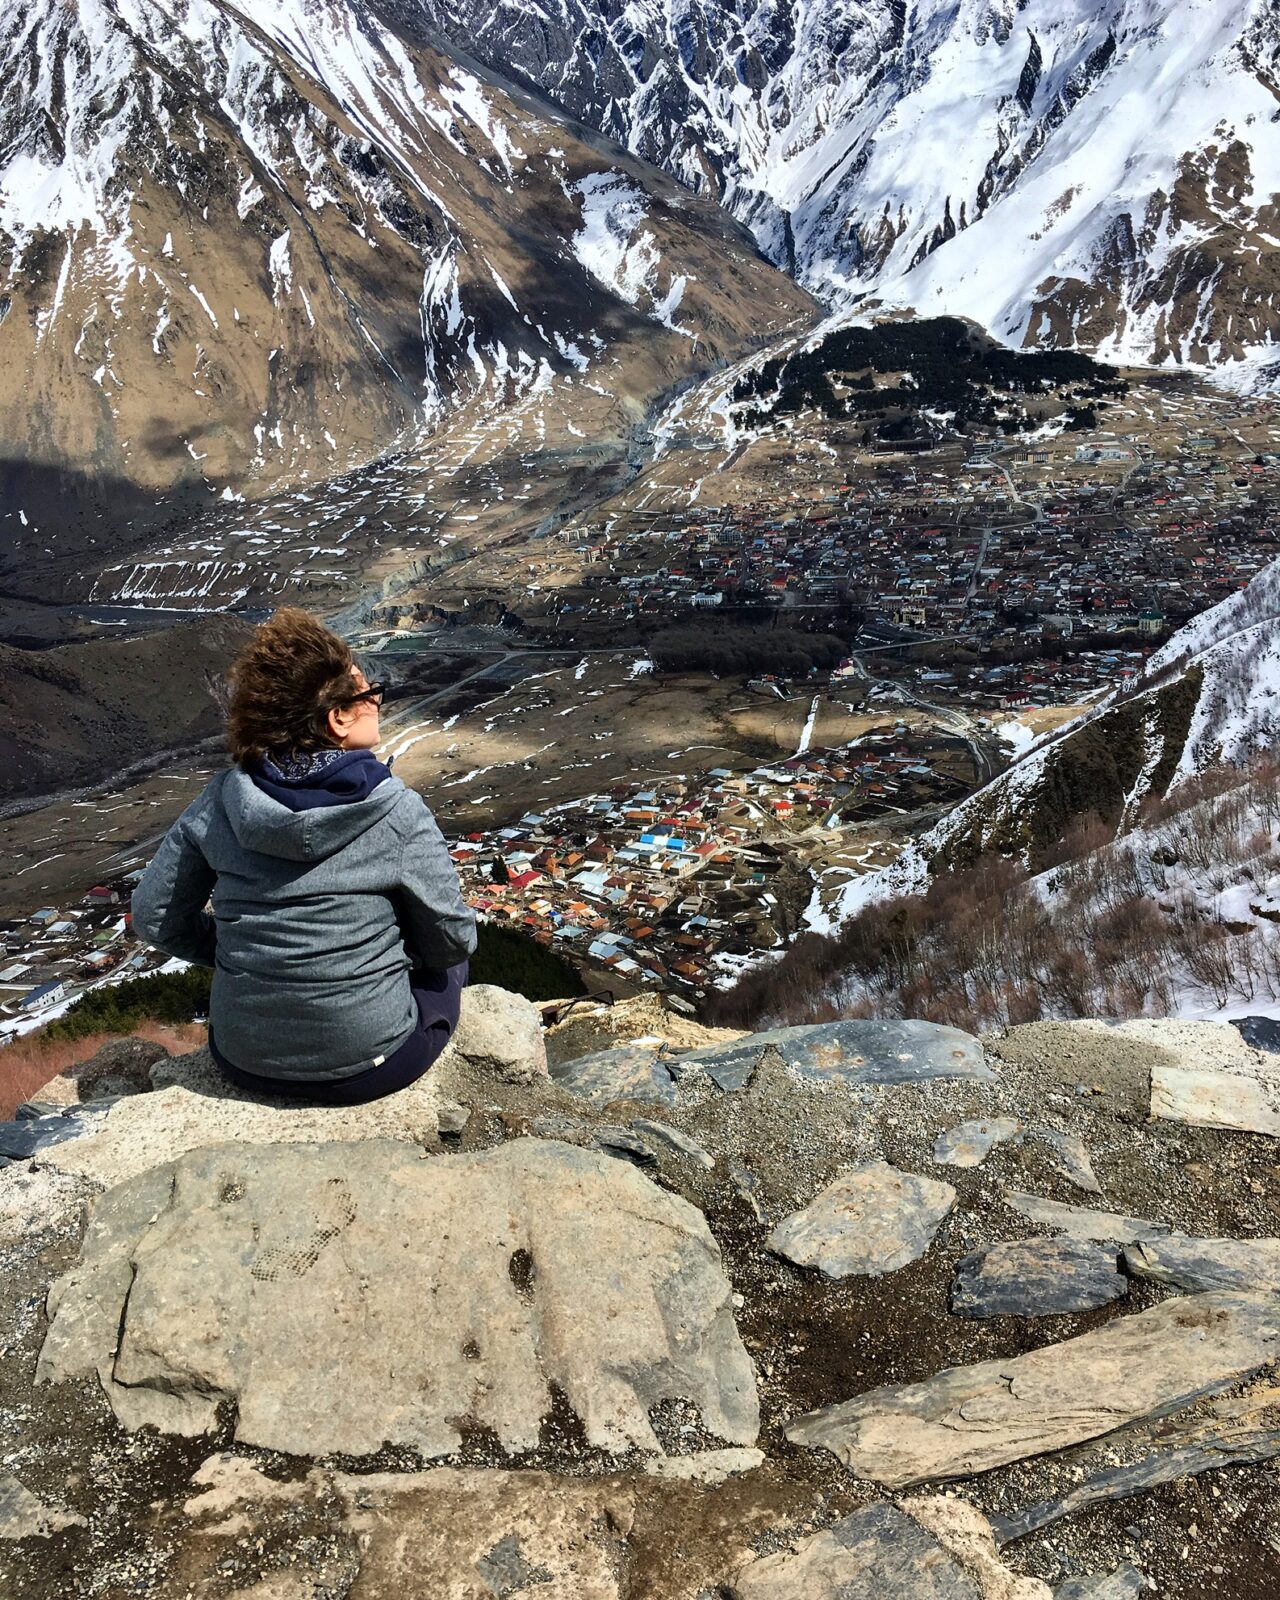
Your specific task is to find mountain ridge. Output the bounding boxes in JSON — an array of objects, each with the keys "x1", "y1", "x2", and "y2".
[
  {"x1": 402, "y1": 0, "x2": 1280, "y2": 380},
  {"x1": 0, "y1": 0, "x2": 815, "y2": 588}
]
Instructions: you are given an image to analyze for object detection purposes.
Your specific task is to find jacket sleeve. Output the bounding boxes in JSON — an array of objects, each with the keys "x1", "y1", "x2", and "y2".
[
  {"x1": 395, "y1": 799, "x2": 478, "y2": 971},
  {"x1": 130, "y1": 803, "x2": 218, "y2": 968}
]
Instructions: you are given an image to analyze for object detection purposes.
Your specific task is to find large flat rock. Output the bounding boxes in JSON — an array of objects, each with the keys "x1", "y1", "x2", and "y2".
[
  {"x1": 950, "y1": 1239, "x2": 1127, "y2": 1319},
  {"x1": 37, "y1": 987, "x2": 549, "y2": 1187},
  {"x1": 768, "y1": 1161, "x2": 956, "y2": 1278},
  {"x1": 40, "y1": 1047, "x2": 445, "y2": 1187},
  {"x1": 1105, "y1": 1018, "x2": 1280, "y2": 1136},
  {"x1": 785, "y1": 1292, "x2": 1280, "y2": 1489},
  {"x1": 183, "y1": 1458, "x2": 636, "y2": 1600},
  {"x1": 1122, "y1": 1234, "x2": 1280, "y2": 1295},
  {"x1": 728, "y1": 1497, "x2": 1050, "y2": 1600},
  {"x1": 1004, "y1": 1192, "x2": 1171, "y2": 1244},
  {"x1": 38, "y1": 1138, "x2": 758, "y2": 1458},
  {"x1": 678, "y1": 1019, "x2": 993, "y2": 1094}
]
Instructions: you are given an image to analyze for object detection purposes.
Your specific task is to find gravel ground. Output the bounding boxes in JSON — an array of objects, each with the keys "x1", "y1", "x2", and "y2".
[{"x1": 1, "y1": 1010, "x2": 1277, "y2": 1597}]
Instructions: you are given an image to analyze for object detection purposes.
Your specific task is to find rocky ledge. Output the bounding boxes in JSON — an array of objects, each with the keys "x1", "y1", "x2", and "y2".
[{"x1": 1, "y1": 991, "x2": 1278, "y2": 1598}]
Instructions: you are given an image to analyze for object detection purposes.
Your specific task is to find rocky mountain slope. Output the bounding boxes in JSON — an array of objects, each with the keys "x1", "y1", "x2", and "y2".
[
  {"x1": 745, "y1": 558, "x2": 1280, "y2": 1032},
  {"x1": 0, "y1": 0, "x2": 814, "y2": 592},
  {"x1": 823, "y1": 554, "x2": 1280, "y2": 924},
  {"x1": 405, "y1": 0, "x2": 1280, "y2": 377},
  {"x1": 1, "y1": 990, "x2": 1278, "y2": 1595},
  {"x1": 0, "y1": 616, "x2": 252, "y2": 805}
]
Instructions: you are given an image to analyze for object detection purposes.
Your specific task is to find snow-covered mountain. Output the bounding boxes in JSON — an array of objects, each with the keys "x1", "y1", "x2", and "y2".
[
  {"x1": 404, "y1": 0, "x2": 1280, "y2": 378},
  {"x1": 814, "y1": 555, "x2": 1280, "y2": 930},
  {"x1": 0, "y1": 0, "x2": 813, "y2": 582}
]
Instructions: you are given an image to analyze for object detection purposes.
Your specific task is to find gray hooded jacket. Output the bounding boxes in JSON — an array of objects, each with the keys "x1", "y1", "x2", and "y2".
[{"x1": 131, "y1": 767, "x2": 477, "y2": 1080}]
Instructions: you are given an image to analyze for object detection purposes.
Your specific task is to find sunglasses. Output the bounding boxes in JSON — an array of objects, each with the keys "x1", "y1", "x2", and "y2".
[{"x1": 344, "y1": 681, "x2": 387, "y2": 709}]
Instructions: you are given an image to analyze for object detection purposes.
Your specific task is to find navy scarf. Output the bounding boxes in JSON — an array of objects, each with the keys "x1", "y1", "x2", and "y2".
[{"x1": 252, "y1": 747, "x2": 392, "y2": 811}]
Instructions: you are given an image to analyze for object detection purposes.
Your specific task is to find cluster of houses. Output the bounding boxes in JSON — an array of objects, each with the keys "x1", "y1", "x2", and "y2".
[
  {"x1": 0, "y1": 726, "x2": 975, "y2": 1023},
  {"x1": 0, "y1": 878, "x2": 163, "y2": 1032},
  {"x1": 449, "y1": 735, "x2": 972, "y2": 995},
  {"x1": 530, "y1": 404, "x2": 1280, "y2": 709}
]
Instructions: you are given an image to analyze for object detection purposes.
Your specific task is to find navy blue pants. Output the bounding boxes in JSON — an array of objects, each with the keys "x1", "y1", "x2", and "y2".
[{"x1": 210, "y1": 962, "x2": 469, "y2": 1105}]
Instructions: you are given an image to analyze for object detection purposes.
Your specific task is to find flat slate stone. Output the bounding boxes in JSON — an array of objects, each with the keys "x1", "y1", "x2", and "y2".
[
  {"x1": 1151, "y1": 1065, "x2": 1280, "y2": 1136},
  {"x1": 675, "y1": 1019, "x2": 993, "y2": 1094},
  {"x1": 786, "y1": 1291, "x2": 1280, "y2": 1489},
  {"x1": 1150, "y1": 1051, "x2": 1280, "y2": 1137},
  {"x1": 1231, "y1": 1015, "x2": 1280, "y2": 1054},
  {"x1": 0, "y1": 1473, "x2": 84, "y2": 1539},
  {"x1": 630, "y1": 1119, "x2": 715, "y2": 1168},
  {"x1": 933, "y1": 1117, "x2": 1020, "y2": 1169},
  {"x1": 1122, "y1": 1233, "x2": 1280, "y2": 1294},
  {"x1": 0, "y1": 1113, "x2": 106, "y2": 1161},
  {"x1": 1037, "y1": 1129, "x2": 1102, "y2": 1195},
  {"x1": 38, "y1": 1138, "x2": 758, "y2": 1458},
  {"x1": 590, "y1": 1125, "x2": 658, "y2": 1167},
  {"x1": 1005, "y1": 1191, "x2": 1171, "y2": 1244},
  {"x1": 951, "y1": 1238, "x2": 1127, "y2": 1319},
  {"x1": 729, "y1": 1501, "x2": 983, "y2": 1599},
  {"x1": 14, "y1": 1102, "x2": 63, "y2": 1122},
  {"x1": 992, "y1": 1388, "x2": 1280, "y2": 1544},
  {"x1": 768, "y1": 1161, "x2": 956, "y2": 1278},
  {"x1": 1053, "y1": 1568, "x2": 1147, "y2": 1600},
  {"x1": 547, "y1": 1046, "x2": 678, "y2": 1106}
]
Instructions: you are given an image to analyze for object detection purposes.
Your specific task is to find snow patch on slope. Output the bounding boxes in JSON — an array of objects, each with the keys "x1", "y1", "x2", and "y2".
[{"x1": 569, "y1": 171, "x2": 694, "y2": 334}]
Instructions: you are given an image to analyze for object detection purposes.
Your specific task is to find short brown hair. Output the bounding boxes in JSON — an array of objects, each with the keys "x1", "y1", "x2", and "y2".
[{"x1": 226, "y1": 607, "x2": 356, "y2": 766}]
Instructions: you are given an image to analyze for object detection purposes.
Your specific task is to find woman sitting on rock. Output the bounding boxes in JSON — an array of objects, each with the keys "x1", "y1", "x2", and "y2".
[{"x1": 132, "y1": 607, "x2": 476, "y2": 1103}]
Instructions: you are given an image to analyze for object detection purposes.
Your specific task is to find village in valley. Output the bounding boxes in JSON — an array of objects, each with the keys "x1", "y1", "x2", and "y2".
[{"x1": 6, "y1": 375, "x2": 1280, "y2": 1028}]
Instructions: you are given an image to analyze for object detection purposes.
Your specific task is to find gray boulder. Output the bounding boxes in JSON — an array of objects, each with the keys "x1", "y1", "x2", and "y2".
[
  {"x1": 951, "y1": 1238, "x2": 1127, "y2": 1319},
  {"x1": 679, "y1": 1019, "x2": 993, "y2": 1094},
  {"x1": 786, "y1": 1292, "x2": 1280, "y2": 1489},
  {"x1": 78, "y1": 1036, "x2": 169, "y2": 1100},
  {"x1": 767, "y1": 1162, "x2": 956, "y2": 1278},
  {"x1": 444, "y1": 983, "x2": 548, "y2": 1084},
  {"x1": 38, "y1": 1138, "x2": 757, "y2": 1459},
  {"x1": 549, "y1": 1046, "x2": 680, "y2": 1106}
]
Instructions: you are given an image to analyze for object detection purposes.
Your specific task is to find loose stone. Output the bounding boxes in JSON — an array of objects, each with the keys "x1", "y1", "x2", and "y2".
[
  {"x1": 0, "y1": 1474, "x2": 85, "y2": 1539},
  {"x1": 786, "y1": 1292, "x2": 1280, "y2": 1489},
  {"x1": 950, "y1": 1238, "x2": 1127, "y2": 1318},
  {"x1": 934, "y1": 1117, "x2": 1020, "y2": 1168},
  {"x1": 1122, "y1": 1233, "x2": 1280, "y2": 1294},
  {"x1": 1036, "y1": 1128, "x2": 1102, "y2": 1194},
  {"x1": 548, "y1": 1046, "x2": 679, "y2": 1106},
  {"x1": 630, "y1": 1119, "x2": 715, "y2": 1168},
  {"x1": 729, "y1": 1498, "x2": 1050, "y2": 1599},
  {"x1": 678, "y1": 1019, "x2": 993, "y2": 1094},
  {"x1": 1052, "y1": 1569, "x2": 1147, "y2": 1599},
  {"x1": 767, "y1": 1161, "x2": 956, "y2": 1278},
  {"x1": 1004, "y1": 1191, "x2": 1170, "y2": 1244}
]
